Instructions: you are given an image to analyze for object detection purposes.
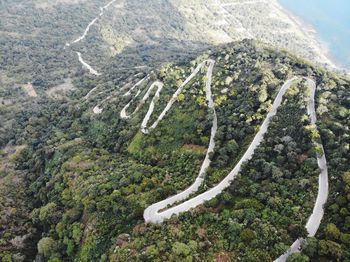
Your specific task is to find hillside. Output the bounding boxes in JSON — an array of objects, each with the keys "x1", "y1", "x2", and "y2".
[
  {"x1": 0, "y1": 0, "x2": 339, "y2": 94},
  {"x1": 1, "y1": 39, "x2": 349, "y2": 261},
  {"x1": 68, "y1": 0, "x2": 337, "y2": 71},
  {"x1": 1, "y1": 0, "x2": 349, "y2": 261}
]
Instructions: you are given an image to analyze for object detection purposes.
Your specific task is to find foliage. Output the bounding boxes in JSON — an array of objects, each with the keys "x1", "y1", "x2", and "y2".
[{"x1": 0, "y1": 39, "x2": 349, "y2": 261}]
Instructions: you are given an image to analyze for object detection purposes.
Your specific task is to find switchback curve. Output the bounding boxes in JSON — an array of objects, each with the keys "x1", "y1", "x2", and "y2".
[{"x1": 91, "y1": 61, "x2": 328, "y2": 261}]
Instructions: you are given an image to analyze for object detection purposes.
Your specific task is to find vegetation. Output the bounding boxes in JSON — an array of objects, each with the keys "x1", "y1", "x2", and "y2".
[{"x1": 0, "y1": 17, "x2": 349, "y2": 261}]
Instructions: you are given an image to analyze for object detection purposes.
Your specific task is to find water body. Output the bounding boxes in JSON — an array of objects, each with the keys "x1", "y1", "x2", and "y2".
[{"x1": 279, "y1": 0, "x2": 350, "y2": 70}]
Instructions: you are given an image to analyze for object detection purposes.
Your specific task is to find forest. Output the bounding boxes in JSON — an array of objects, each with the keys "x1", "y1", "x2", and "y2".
[{"x1": 0, "y1": 37, "x2": 349, "y2": 262}]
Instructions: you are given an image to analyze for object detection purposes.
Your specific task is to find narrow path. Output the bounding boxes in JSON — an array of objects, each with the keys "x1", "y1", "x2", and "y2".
[
  {"x1": 66, "y1": 0, "x2": 118, "y2": 46},
  {"x1": 92, "y1": 75, "x2": 150, "y2": 114},
  {"x1": 66, "y1": 0, "x2": 149, "y2": 76},
  {"x1": 76, "y1": 52, "x2": 102, "y2": 76},
  {"x1": 120, "y1": 80, "x2": 164, "y2": 133},
  {"x1": 207, "y1": 0, "x2": 255, "y2": 39},
  {"x1": 123, "y1": 76, "x2": 150, "y2": 97},
  {"x1": 84, "y1": 74, "x2": 147, "y2": 101},
  {"x1": 120, "y1": 60, "x2": 216, "y2": 134},
  {"x1": 67, "y1": 0, "x2": 118, "y2": 75},
  {"x1": 67, "y1": 17, "x2": 99, "y2": 47}
]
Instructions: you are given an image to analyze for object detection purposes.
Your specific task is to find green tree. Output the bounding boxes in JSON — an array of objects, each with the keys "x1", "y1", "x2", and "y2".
[
  {"x1": 340, "y1": 233, "x2": 350, "y2": 246},
  {"x1": 172, "y1": 242, "x2": 191, "y2": 257},
  {"x1": 177, "y1": 93, "x2": 185, "y2": 102},
  {"x1": 1, "y1": 254, "x2": 12, "y2": 262},
  {"x1": 288, "y1": 224, "x2": 308, "y2": 239},
  {"x1": 303, "y1": 237, "x2": 318, "y2": 257},
  {"x1": 287, "y1": 253, "x2": 310, "y2": 262},
  {"x1": 37, "y1": 237, "x2": 57, "y2": 258},
  {"x1": 318, "y1": 240, "x2": 342, "y2": 260},
  {"x1": 240, "y1": 228, "x2": 256, "y2": 243},
  {"x1": 325, "y1": 223, "x2": 341, "y2": 241},
  {"x1": 39, "y1": 202, "x2": 60, "y2": 224},
  {"x1": 258, "y1": 86, "x2": 268, "y2": 103},
  {"x1": 145, "y1": 245, "x2": 159, "y2": 260}
]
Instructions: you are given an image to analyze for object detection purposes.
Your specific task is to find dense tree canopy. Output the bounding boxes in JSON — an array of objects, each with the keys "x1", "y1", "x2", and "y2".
[{"x1": 0, "y1": 37, "x2": 349, "y2": 261}]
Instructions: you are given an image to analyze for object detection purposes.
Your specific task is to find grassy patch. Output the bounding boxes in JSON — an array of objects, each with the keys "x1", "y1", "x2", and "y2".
[
  {"x1": 128, "y1": 132, "x2": 144, "y2": 155},
  {"x1": 181, "y1": 144, "x2": 206, "y2": 155}
]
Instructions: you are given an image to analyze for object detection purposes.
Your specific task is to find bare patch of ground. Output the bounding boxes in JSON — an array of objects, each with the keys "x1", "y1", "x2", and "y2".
[
  {"x1": 46, "y1": 78, "x2": 75, "y2": 99},
  {"x1": 22, "y1": 83, "x2": 37, "y2": 97},
  {"x1": 33, "y1": 0, "x2": 87, "y2": 9},
  {"x1": 0, "y1": 97, "x2": 13, "y2": 106},
  {"x1": 214, "y1": 252, "x2": 232, "y2": 262}
]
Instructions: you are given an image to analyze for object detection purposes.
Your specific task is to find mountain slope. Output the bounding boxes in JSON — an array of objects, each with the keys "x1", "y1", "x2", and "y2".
[
  {"x1": 68, "y1": 0, "x2": 336, "y2": 71},
  {"x1": 1, "y1": 40, "x2": 349, "y2": 261}
]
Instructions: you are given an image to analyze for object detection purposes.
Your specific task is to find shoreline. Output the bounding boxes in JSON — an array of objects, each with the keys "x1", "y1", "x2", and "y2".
[{"x1": 275, "y1": 0, "x2": 349, "y2": 73}]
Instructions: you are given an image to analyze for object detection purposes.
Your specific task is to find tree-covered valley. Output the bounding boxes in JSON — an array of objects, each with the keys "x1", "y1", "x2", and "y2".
[{"x1": 0, "y1": 1, "x2": 350, "y2": 262}]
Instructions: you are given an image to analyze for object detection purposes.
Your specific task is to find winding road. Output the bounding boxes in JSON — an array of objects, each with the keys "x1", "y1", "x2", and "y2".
[
  {"x1": 274, "y1": 78, "x2": 329, "y2": 262},
  {"x1": 67, "y1": 0, "x2": 148, "y2": 76},
  {"x1": 67, "y1": 0, "x2": 118, "y2": 76},
  {"x1": 91, "y1": 60, "x2": 328, "y2": 261},
  {"x1": 76, "y1": 52, "x2": 101, "y2": 76},
  {"x1": 120, "y1": 60, "x2": 216, "y2": 135},
  {"x1": 67, "y1": 0, "x2": 118, "y2": 47}
]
